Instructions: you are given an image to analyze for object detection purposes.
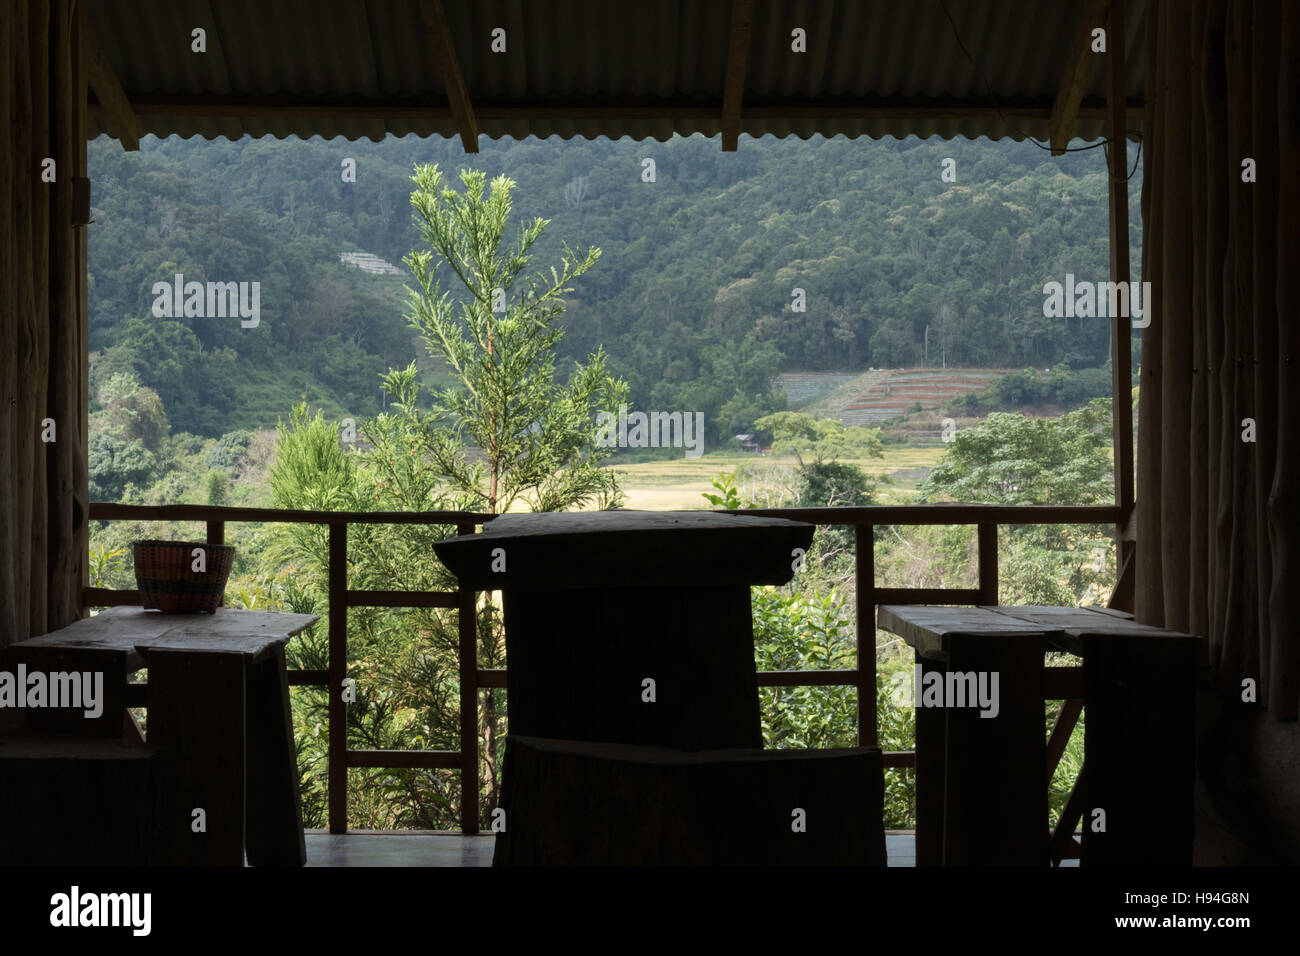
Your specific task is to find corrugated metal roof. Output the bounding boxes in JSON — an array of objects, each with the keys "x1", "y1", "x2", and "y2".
[{"x1": 87, "y1": 0, "x2": 1145, "y2": 145}]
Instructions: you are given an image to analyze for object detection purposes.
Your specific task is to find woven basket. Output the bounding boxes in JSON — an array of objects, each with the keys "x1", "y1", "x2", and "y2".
[{"x1": 133, "y1": 540, "x2": 235, "y2": 613}]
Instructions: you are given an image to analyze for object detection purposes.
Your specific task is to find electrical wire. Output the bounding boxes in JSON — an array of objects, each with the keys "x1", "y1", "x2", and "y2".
[{"x1": 937, "y1": 0, "x2": 1143, "y2": 180}]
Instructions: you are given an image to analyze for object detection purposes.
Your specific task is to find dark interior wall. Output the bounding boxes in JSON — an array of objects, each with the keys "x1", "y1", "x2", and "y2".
[
  {"x1": 0, "y1": 0, "x2": 88, "y2": 650},
  {"x1": 1138, "y1": 0, "x2": 1300, "y2": 860}
]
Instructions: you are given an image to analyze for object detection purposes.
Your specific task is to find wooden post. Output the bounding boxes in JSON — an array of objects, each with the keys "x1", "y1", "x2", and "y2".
[
  {"x1": 244, "y1": 644, "x2": 306, "y2": 865},
  {"x1": 977, "y1": 523, "x2": 999, "y2": 605},
  {"x1": 1107, "y1": 0, "x2": 1136, "y2": 580},
  {"x1": 913, "y1": 653, "x2": 946, "y2": 866},
  {"x1": 145, "y1": 647, "x2": 247, "y2": 866},
  {"x1": 328, "y1": 522, "x2": 348, "y2": 834},
  {"x1": 855, "y1": 523, "x2": 876, "y2": 748},
  {"x1": 457, "y1": 521, "x2": 479, "y2": 834}
]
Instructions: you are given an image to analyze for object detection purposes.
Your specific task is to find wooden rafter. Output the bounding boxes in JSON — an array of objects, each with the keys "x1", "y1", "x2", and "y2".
[
  {"x1": 418, "y1": 0, "x2": 478, "y2": 153},
  {"x1": 83, "y1": 20, "x2": 138, "y2": 150},
  {"x1": 721, "y1": 0, "x2": 753, "y2": 151},
  {"x1": 1048, "y1": 0, "x2": 1109, "y2": 156}
]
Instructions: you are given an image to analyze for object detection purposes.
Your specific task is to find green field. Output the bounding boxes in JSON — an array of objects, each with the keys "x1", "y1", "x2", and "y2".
[{"x1": 605, "y1": 447, "x2": 946, "y2": 511}]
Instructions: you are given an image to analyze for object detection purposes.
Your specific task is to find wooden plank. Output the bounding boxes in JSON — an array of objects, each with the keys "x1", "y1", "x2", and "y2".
[
  {"x1": 872, "y1": 587, "x2": 982, "y2": 605},
  {"x1": 721, "y1": 0, "x2": 753, "y2": 151},
  {"x1": 1050, "y1": 765, "x2": 1088, "y2": 866},
  {"x1": 757, "y1": 669, "x2": 858, "y2": 687},
  {"x1": 0, "y1": 735, "x2": 160, "y2": 864},
  {"x1": 84, "y1": 500, "x2": 1116, "y2": 529},
  {"x1": 328, "y1": 523, "x2": 347, "y2": 834},
  {"x1": 83, "y1": 17, "x2": 138, "y2": 149},
  {"x1": 913, "y1": 654, "x2": 946, "y2": 866},
  {"x1": 15, "y1": 607, "x2": 318, "y2": 663},
  {"x1": 1079, "y1": 631, "x2": 1195, "y2": 865},
  {"x1": 989, "y1": 604, "x2": 1163, "y2": 631},
  {"x1": 244, "y1": 644, "x2": 305, "y2": 865},
  {"x1": 346, "y1": 748, "x2": 462, "y2": 769},
  {"x1": 82, "y1": 586, "x2": 140, "y2": 606},
  {"x1": 977, "y1": 523, "x2": 998, "y2": 604},
  {"x1": 347, "y1": 589, "x2": 459, "y2": 608},
  {"x1": 418, "y1": 0, "x2": 478, "y2": 152},
  {"x1": 46, "y1": 0, "x2": 87, "y2": 635},
  {"x1": 88, "y1": 502, "x2": 488, "y2": 524},
  {"x1": 495, "y1": 737, "x2": 885, "y2": 866},
  {"x1": 881, "y1": 751, "x2": 914, "y2": 768},
  {"x1": 941, "y1": 631, "x2": 1047, "y2": 865},
  {"x1": 1045, "y1": 697, "x2": 1084, "y2": 783},
  {"x1": 1048, "y1": 0, "x2": 1108, "y2": 154},
  {"x1": 287, "y1": 668, "x2": 328, "y2": 686},
  {"x1": 457, "y1": 536, "x2": 478, "y2": 834},
  {"x1": 2, "y1": 644, "x2": 130, "y2": 737},
  {"x1": 731, "y1": 504, "x2": 1120, "y2": 526},
  {"x1": 435, "y1": 511, "x2": 814, "y2": 590},
  {"x1": 143, "y1": 647, "x2": 246, "y2": 866},
  {"x1": 877, "y1": 605, "x2": 1043, "y2": 658}
]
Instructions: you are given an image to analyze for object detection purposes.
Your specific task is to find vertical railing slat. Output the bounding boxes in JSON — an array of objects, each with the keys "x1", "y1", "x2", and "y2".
[
  {"x1": 328, "y1": 521, "x2": 348, "y2": 834},
  {"x1": 855, "y1": 523, "x2": 876, "y2": 749},
  {"x1": 977, "y1": 522, "x2": 999, "y2": 606},
  {"x1": 456, "y1": 521, "x2": 480, "y2": 834}
]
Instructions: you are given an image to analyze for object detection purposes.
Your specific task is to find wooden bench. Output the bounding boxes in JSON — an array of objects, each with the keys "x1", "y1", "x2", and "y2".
[
  {"x1": 495, "y1": 736, "x2": 886, "y2": 866},
  {"x1": 877, "y1": 604, "x2": 1197, "y2": 866},
  {"x1": 0, "y1": 734, "x2": 161, "y2": 865}
]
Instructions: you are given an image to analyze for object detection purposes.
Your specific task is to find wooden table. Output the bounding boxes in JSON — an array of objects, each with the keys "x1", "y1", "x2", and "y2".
[
  {"x1": 9, "y1": 606, "x2": 318, "y2": 866},
  {"x1": 876, "y1": 604, "x2": 1197, "y2": 866},
  {"x1": 435, "y1": 511, "x2": 815, "y2": 751}
]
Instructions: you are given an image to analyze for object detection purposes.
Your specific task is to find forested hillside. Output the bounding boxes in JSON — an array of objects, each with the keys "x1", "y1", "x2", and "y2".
[{"x1": 88, "y1": 132, "x2": 1141, "y2": 442}]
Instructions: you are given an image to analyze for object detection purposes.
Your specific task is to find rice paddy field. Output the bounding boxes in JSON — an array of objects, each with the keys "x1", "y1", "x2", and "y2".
[{"x1": 605, "y1": 446, "x2": 946, "y2": 511}]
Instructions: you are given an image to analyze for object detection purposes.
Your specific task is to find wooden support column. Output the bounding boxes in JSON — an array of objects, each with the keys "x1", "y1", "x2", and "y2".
[
  {"x1": 721, "y1": 0, "x2": 752, "y2": 151},
  {"x1": 1107, "y1": 0, "x2": 1137, "y2": 593},
  {"x1": 145, "y1": 647, "x2": 248, "y2": 866},
  {"x1": 457, "y1": 521, "x2": 479, "y2": 834},
  {"x1": 328, "y1": 522, "x2": 348, "y2": 833},
  {"x1": 855, "y1": 524, "x2": 875, "y2": 748}
]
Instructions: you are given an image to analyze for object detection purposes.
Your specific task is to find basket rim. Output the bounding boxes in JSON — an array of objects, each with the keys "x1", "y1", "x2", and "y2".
[{"x1": 132, "y1": 539, "x2": 235, "y2": 552}]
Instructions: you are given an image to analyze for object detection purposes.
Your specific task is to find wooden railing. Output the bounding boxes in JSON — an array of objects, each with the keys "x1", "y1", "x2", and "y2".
[{"x1": 85, "y1": 501, "x2": 1121, "y2": 834}]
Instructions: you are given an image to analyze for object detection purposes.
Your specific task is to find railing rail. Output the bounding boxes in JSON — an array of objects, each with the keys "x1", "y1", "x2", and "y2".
[{"x1": 85, "y1": 501, "x2": 1120, "y2": 833}]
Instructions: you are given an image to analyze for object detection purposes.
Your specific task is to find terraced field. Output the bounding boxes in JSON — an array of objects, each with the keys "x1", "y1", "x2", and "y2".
[
  {"x1": 806, "y1": 368, "x2": 1011, "y2": 426},
  {"x1": 776, "y1": 371, "x2": 863, "y2": 408}
]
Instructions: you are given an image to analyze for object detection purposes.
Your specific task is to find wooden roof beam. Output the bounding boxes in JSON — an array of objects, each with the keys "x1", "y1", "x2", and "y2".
[
  {"x1": 419, "y1": 0, "x2": 478, "y2": 153},
  {"x1": 1048, "y1": 0, "x2": 1109, "y2": 156},
  {"x1": 721, "y1": 0, "x2": 753, "y2": 151},
  {"x1": 84, "y1": 22, "x2": 138, "y2": 150}
]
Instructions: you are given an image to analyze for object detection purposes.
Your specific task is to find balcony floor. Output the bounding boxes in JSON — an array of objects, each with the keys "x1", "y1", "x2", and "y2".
[
  {"x1": 301, "y1": 831, "x2": 1082, "y2": 866},
  {"x1": 301, "y1": 831, "x2": 925, "y2": 866}
]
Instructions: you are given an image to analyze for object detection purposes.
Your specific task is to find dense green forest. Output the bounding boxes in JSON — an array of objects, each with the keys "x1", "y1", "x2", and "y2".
[{"x1": 88, "y1": 132, "x2": 1141, "y2": 444}]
